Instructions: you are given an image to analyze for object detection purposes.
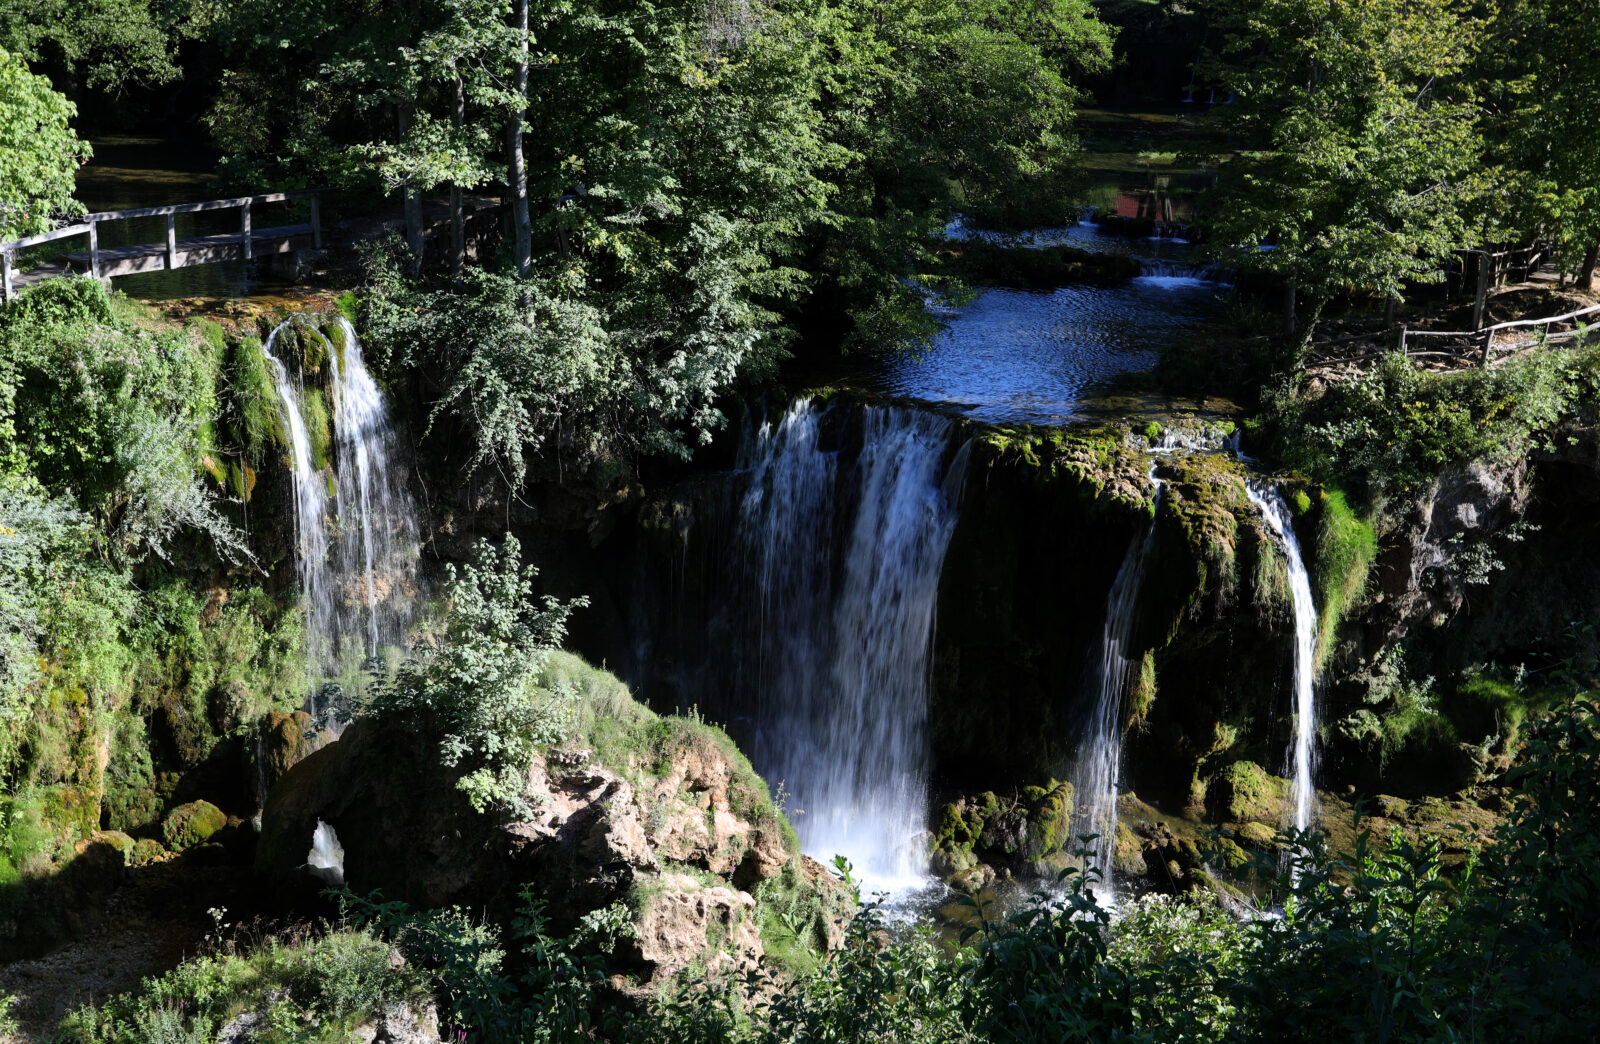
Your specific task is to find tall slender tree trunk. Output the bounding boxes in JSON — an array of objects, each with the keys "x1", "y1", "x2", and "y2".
[
  {"x1": 507, "y1": 0, "x2": 532, "y2": 277},
  {"x1": 450, "y1": 71, "x2": 465, "y2": 274},
  {"x1": 1580, "y1": 237, "x2": 1599, "y2": 291},
  {"x1": 1282, "y1": 283, "x2": 1297, "y2": 338},
  {"x1": 398, "y1": 104, "x2": 425, "y2": 268}
]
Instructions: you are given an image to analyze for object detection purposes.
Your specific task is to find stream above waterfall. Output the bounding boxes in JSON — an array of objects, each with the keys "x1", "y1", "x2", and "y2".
[{"x1": 869, "y1": 223, "x2": 1230, "y2": 425}]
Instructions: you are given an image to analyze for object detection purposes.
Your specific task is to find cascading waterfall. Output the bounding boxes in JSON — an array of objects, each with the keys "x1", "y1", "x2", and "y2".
[
  {"x1": 263, "y1": 317, "x2": 421, "y2": 720},
  {"x1": 1246, "y1": 484, "x2": 1319, "y2": 832},
  {"x1": 1138, "y1": 258, "x2": 1231, "y2": 282},
  {"x1": 1072, "y1": 472, "x2": 1162, "y2": 890},
  {"x1": 736, "y1": 399, "x2": 968, "y2": 891}
]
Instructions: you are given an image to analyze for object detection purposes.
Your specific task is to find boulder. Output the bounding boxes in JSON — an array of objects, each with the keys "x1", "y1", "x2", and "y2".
[
  {"x1": 258, "y1": 712, "x2": 847, "y2": 982},
  {"x1": 162, "y1": 800, "x2": 227, "y2": 851},
  {"x1": 1206, "y1": 761, "x2": 1289, "y2": 824}
]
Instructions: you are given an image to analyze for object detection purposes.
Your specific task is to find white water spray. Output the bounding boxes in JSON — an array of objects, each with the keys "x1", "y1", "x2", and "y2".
[
  {"x1": 1246, "y1": 485, "x2": 1319, "y2": 832},
  {"x1": 737, "y1": 400, "x2": 968, "y2": 893},
  {"x1": 1073, "y1": 472, "x2": 1162, "y2": 891},
  {"x1": 263, "y1": 317, "x2": 421, "y2": 720}
]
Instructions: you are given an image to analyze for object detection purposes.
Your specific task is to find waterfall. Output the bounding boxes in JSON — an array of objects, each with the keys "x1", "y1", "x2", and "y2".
[
  {"x1": 1072, "y1": 473, "x2": 1162, "y2": 891},
  {"x1": 736, "y1": 399, "x2": 968, "y2": 892},
  {"x1": 1246, "y1": 485, "x2": 1318, "y2": 832},
  {"x1": 1138, "y1": 258, "x2": 1231, "y2": 282},
  {"x1": 263, "y1": 317, "x2": 421, "y2": 717}
]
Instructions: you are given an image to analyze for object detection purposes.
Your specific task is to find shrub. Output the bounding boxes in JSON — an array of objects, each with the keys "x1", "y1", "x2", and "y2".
[{"x1": 364, "y1": 535, "x2": 587, "y2": 816}]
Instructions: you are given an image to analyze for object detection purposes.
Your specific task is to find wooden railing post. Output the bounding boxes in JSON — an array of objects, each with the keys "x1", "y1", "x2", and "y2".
[
  {"x1": 166, "y1": 213, "x2": 177, "y2": 269},
  {"x1": 88, "y1": 220, "x2": 101, "y2": 279},
  {"x1": 310, "y1": 193, "x2": 323, "y2": 250},
  {"x1": 1398, "y1": 325, "x2": 1408, "y2": 353},
  {"x1": 1480, "y1": 329, "x2": 1492, "y2": 367},
  {"x1": 1, "y1": 249, "x2": 12, "y2": 303},
  {"x1": 242, "y1": 200, "x2": 253, "y2": 260}
]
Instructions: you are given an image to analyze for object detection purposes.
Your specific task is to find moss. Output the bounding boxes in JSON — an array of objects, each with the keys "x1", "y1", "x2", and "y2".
[
  {"x1": 1143, "y1": 421, "x2": 1163, "y2": 444},
  {"x1": 1206, "y1": 761, "x2": 1288, "y2": 824},
  {"x1": 1131, "y1": 651, "x2": 1157, "y2": 722},
  {"x1": 975, "y1": 424, "x2": 1154, "y2": 518},
  {"x1": 1237, "y1": 821, "x2": 1277, "y2": 847},
  {"x1": 131, "y1": 838, "x2": 166, "y2": 866},
  {"x1": 162, "y1": 800, "x2": 227, "y2": 850},
  {"x1": 226, "y1": 335, "x2": 286, "y2": 466},
  {"x1": 300, "y1": 386, "x2": 333, "y2": 472},
  {"x1": 1310, "y1": 486, "x2": 1376, "y2": 668}
]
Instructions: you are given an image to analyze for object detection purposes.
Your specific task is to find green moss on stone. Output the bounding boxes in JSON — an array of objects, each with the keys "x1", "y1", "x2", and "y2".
[
  {"x1": 162, "y1": 800, "x2": 227, "y2": 851},
  {"x1": 1310, "y1": 486, "x2": 1376, "y2": 669},
  {"x1": 1207, "y1": 761, "x2": 1288, "y2": 824}
]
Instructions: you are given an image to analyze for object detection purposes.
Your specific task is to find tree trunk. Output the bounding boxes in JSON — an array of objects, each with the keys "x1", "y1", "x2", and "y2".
[
  {"x1": 1282, "y1": 283, "x2": 1297, "y2": 338},
  {"x1": 1385, "y1": 293, "x2": 1398, "y2": 326},
  {"x1": 1580, "y1": 237, "x2": 1599, "y2": 291},
  {"x1": 507, "y1": 0, "x2": 532, "y2": 278},
  {"x1": 450, "y1": 72, "x2": 465, "y2": 274},
  {"x1": 398, "y1": 106, "x2": 424, "y2": 267}
]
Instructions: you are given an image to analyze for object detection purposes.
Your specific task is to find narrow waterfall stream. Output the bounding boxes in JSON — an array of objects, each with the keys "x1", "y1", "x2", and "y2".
[
  {"x1": 263, "y1": 317, "x2": 421, "y2": 719},
  {"x1": 1072, "y1": 472, "x2": 1162, "y2": 890},
  {"x1": 1246, "y1": 485, "x2": 1319, "y2": 831},
  {"x1": 736, "y1": 400, "x2": 968, "y2": 891}
]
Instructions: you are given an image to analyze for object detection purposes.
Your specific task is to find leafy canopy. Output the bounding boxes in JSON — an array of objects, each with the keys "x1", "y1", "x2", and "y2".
[{"x1": 0, "y1": 47, "x2": 88, "y2": 242}]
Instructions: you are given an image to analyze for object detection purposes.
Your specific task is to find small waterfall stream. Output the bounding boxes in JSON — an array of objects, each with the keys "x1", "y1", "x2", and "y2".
[
  {"x1": 263, "y1": 317, "x2": 421, "y2": 718},
  {"x1": 1073, "y1": 472, "x2": 1162, "y2": 890},
  {"x1": 736, "y1": 399, "x2": 968, "y2": 891},
  {"x1": 1246, "y1": 485, "x2": 1319, "y2": 832}
]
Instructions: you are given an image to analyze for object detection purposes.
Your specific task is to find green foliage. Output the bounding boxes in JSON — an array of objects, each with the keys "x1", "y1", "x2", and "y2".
[
  {"x1": 57, "y1": 924, "x2": 428, "y2": 1044},
  {"x1": 1310, "y1": 486, "x2": 1376, "y2": 666},
  {"x1": 0, "y1": 46, "x2": 87, "y2": 242},
  {"x1": 364, "y1": 535, "x2": 587, "y2": 816},
  {"x1": 1198, "y1": 0, "x2": 1482, "y2": 334},
  {"x1": 0, "y1": 0, "x2": 192, "y2": 95},
  {"x1": 345, "y1": 887, "x2": 633, "y2": 1044},
  {"x1": 1270, "y1": 347, "x2": 1593, "y2": 494},
  {"x1": 0, "y1": 277, "x2": 248, "y2": 564}
]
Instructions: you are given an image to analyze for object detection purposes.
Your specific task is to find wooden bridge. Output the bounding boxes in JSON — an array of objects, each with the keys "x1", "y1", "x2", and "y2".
[{"x1": 0, "y1": 189, "x2": 325, "y2": 302}]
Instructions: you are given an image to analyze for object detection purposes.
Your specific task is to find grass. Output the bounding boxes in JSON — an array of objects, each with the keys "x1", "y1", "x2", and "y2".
[
  {"x1": 1310, "y1": 487, "x2": 1377, "y2": 669},
  {"x1": 56, "y1": 925, "x2": 429, "y2": 1044}
]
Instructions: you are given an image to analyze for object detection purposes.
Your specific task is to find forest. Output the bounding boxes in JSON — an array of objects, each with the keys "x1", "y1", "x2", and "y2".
[{"x1": 0, "y1": 0, "x2": 1597, "y2": 1040}]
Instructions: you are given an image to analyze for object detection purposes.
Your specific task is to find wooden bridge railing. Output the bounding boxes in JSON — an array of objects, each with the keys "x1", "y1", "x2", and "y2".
[
  {"x1": 1, "y1": 189, "x2": 326, "y2": 302},
  {"x1": 1399, "y1": 301, "x2": 1600, "y2": 366}
]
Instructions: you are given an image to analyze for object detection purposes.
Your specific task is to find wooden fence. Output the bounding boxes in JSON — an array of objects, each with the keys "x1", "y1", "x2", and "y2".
[{"x1": 1, "y1": 189, "x2": 325, "y2": 302}]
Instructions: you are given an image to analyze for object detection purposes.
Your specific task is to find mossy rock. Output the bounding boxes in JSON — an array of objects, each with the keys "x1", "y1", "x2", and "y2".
[
  {"x1": 35, "y1": 785, "x2": 101, "y2": 850},
  {"x1": 96, "y1": 831, "x2": 137, "y2": 865},
  {"x1": 1206, "y1": 761, "x2": 1288, "y2": 824},
  {"x1": 131, "y1": 838, "x2": 168, "y2": 866},
  {"x1": 163, "y1": 800, "x2": 228, "y2": 851},
  {"x1": 1237, "y1": 821, "x2": 1277, "y2": 848},
  {"x1": 1020, "y1": 781, "x2": 1075, "y2": 862}
]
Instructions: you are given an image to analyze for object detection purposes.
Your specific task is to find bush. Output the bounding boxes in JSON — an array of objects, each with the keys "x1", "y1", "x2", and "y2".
[{"x1": 364, "y1": 535, "x2": 587, "y2": 816}]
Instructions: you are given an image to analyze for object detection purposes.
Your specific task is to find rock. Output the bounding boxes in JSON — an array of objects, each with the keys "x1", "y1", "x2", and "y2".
[
  {"x1": 355, "y1": 1001, "x2": 441, "y2": 1043},
  {"x1": 250, "y1": 710, "x2": 318, "y2": 804},
  {"x1": 631, "y1": 874, "x2": 762, "y2": 979},
  {"x1": 131, "y1": 838, "x2": 166, "y2": 866},
  {"x1": 1206, "y1": 761, "x2": 1289, "y2": 824},
  {"x1": 258, "y1": 708, "x2": 848, "y2": 984},
  {"x1": 162, "y1": 800, "x2": 227, "y2": 851},
  {"x1": 1237, "y1": 822, "x2": 1277, "y2": 848}
]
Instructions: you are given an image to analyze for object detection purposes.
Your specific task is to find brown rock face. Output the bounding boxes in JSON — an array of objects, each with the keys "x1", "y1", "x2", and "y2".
[
  {"x1": 632, "y1": 874, "x2": 763, "y2": 978},
  {"x1": 258, "y1": 715, "x2": 848, "y2": 982}
]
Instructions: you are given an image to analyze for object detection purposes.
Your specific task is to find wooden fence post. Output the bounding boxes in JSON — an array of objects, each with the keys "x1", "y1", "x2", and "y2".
[
  {"x1": 1398, "y1": 325, "x2": 1408, "y2": 353},
  {"x1": 1480, "y1": 329, "x2": 1492, "y2": 367},
  {"x1": 1472, "y1": 252, "x2": 1488, "y2": 332},
  {"x1": 310, "y1": 193, "x2": 323, "y2": 250},
  {"x1": 242, "y1": 201, "x2": 253, "y2": 260},
  {"x1": 88, "y1": 221, "x2": 101, "y2": 279},
  {"x1": 1, "y1": 249, "x2": 12, "y2": 303},
  {"x1": 166, "y1": 214, "x2": 177, "y2": 269}
]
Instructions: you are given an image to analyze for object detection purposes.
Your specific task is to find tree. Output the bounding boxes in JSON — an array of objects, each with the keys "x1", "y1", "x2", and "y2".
[
  {"x1": 0, "y1": 0, "x2": 190, "y2": 95},
  {"x1": 1197, "y1": 0, "x2": 1483, "y2": 340},
  {"x1": 1476, "y1": 0, "x2": 1600, "y2": 288},
  {"x1": 0, "y1": 47, "x2": 88, "y2": 242}
]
